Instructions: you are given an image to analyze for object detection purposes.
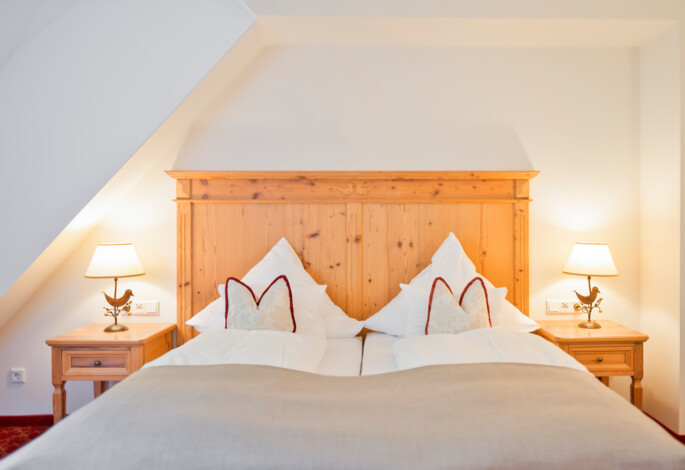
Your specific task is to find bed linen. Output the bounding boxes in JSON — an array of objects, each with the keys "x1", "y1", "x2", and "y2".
[
  {"x1": 144, "y1": 329, "x2": 327, "y2": 373},
  {"x1": 3, "y1": 363, "x2": 684, "y2": 469},
  {"x1": 393, "y1": 328, "x2": 588, "y2": 373},
  {"x1": 316, "y1": 337, "x2": 362, "y2": 376},
  {"x1": 143, "y1": 330, "x2": 361, "y2": 376},
  {"x1": 361, "y1": 332, "x2": 399, "y2": 375}
]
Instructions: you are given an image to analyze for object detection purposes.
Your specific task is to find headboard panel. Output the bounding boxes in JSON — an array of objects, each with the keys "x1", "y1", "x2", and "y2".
[{"x1": 167, "y1": 171, "x2": 537, "y2": 345}]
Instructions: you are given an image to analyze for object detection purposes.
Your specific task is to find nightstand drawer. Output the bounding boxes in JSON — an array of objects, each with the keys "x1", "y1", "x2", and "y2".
[
  {"x1": 62, "y1": 349, "x2": 131, "y2": 377},
  {"x1": 567, "y1": 345, "x2": 633, "y2": 373}
]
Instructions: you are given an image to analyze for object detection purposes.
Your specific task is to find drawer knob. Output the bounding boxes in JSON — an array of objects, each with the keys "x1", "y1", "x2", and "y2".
[
  {"x1": 597, "y1": 357, "x2": 604, "y2": 363},
  {"x1": 93, "y1": 360, "x2": 102, "y2": 367}
]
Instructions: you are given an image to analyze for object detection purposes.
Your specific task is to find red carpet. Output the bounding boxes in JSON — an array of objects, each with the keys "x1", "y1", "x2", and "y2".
[{"x1": 0, "y1": 425, "x2": 50, "y2": 458}]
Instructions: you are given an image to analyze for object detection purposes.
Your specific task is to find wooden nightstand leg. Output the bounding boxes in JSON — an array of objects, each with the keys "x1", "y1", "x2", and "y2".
[
  {"x1": 599, "y1": 376, "x2": 609, "y2": 386},
  {"x1": 94, "y1": 381, "x2": 111, "y2": 398},
  {"x1": 51, "y1": 347, "x2": 65, "y2": 424},
  {"x1": 631, "y1": 377, "x2": 643, "y2": 409},
  {"x1": 52, "y1": 382, "x2": 65, "y2": 423},
  {"x1": 94, "y1": 381, "x2": 104, "y2": 398},
  {"x1": 631, "y1": 342, "x2": 644, "y2": 409}
]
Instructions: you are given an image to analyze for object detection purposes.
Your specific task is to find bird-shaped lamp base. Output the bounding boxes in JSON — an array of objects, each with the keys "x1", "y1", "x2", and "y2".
[
  {"x1": 102, "y1": 277, "x2": 134, "y2": 333},
  {"x1": 104, "y1": 322, "x2": 129, "y2": 333},
  {"x1": 574, "y1": 275, "x2": 604, "y2": 329},
  {"x1": 578, "y1": 319, "x2": 601, "y2": 329}
]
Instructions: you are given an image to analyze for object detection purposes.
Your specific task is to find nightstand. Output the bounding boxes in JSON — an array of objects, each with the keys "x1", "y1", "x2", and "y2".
[
  {"x1": 46, "y1": 323, "x2": 175, "y2": 423},
  {"x1": 536, "y1": 320, "x2": 648, "y2": 409}
]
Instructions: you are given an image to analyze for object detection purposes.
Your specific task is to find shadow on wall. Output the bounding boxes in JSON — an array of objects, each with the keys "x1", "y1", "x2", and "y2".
[
  {"x1": 174, "y1": 123, "x2": 534, "y2": 170},
  {"x1": 448, "y1": 125, "x2": 533, "y2": 170}
]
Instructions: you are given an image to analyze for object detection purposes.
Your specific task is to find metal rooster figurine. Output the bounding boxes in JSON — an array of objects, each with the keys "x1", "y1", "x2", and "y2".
[
  {"x1": 104, "y1": 289, "x2": 134, "y2": 308},
  {"x1": 574, "y1": 286, "x2": 600, "y2": 305},
  {"x1": 573, "y1": 277, "x2": 603, "y2": 329},
  {"x1": 102, "y1": 278, "x2": 133, "y2": 332}
]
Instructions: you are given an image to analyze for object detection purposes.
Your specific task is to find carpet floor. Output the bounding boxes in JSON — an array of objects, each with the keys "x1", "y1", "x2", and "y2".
[{"x1": 0, "y1": 425, "x2": 50, "y2": 458}]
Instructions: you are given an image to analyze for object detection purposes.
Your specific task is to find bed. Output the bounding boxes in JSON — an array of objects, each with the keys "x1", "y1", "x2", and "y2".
[
  {"x1": 2, "y1": 171, "x2": 683, "y2": 469},
  {"x1": 361, "y1": 333, "x2": 399, "y2": 375}
]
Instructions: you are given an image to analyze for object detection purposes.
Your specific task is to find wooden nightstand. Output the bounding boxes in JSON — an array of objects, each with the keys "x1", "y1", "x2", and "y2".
[
  {"x1": 536, "y1": 320, "x2": 648, "y2": 409},
  {"x1": 46, "y1": 323, "x2": 175, "y2": 423}
]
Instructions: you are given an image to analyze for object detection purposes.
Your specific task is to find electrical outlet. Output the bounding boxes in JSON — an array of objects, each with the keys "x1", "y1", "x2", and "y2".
[
  {"x1": 131, "y1": 300, "x2": 159, "y2": 316},
  {"x1": 546, "y1": 300, "x2": 578, "y2": 315},
  {"x1": 10, "y1": 368, "x2": 25, "y2": 383}
]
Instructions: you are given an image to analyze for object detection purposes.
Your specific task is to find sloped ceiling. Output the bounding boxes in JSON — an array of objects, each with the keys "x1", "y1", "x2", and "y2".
[
  {"x1": 0, "y1": 1, "x2": 261, "y2": 328},
  {"x1": 0, "y1": 0, "x2": 255, "y2": 308}
]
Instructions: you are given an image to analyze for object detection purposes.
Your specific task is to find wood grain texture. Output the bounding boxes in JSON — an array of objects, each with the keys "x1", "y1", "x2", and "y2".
[
  {"x1": 536, "y1": 319, "x2": 648, "y2": 409},
  {"x1": 46, "y1": 323, "x2": 175, "y2": 423},
  {"x1": 168, "y1": 171, "x2": 537, "y2": 345}
]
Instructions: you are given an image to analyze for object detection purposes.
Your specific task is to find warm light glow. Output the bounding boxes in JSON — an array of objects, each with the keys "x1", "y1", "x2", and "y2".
[
  {"x1": 84, "y1": 243, "x2": 145, "y2": 278},
  {"x1": 563, "y1": 242, "x2": 618, "y2": 277}
]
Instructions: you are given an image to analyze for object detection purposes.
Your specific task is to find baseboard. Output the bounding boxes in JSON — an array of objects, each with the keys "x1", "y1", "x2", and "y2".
[
  {"x1": 644, "y1": 412, "x2": 685, "y2": 445},
  {"x1": 0, "y1": 415, "x2": 53, "y2": 426},
  {"x1": 0, "y1": 413, "x2": 682, "y2": 443}
]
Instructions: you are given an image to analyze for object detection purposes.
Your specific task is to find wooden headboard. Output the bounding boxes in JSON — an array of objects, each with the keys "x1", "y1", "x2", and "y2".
[{"x1": 167, "y1": 171, "x2": 538, "y2": 345}]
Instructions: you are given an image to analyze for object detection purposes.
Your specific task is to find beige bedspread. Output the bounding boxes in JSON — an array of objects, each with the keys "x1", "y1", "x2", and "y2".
[{"x1": 2, "y1": 363, "x2": 683, "y2": 469}]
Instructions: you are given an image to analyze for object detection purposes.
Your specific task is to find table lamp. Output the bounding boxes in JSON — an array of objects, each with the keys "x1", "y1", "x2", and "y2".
[
  {"x1": 563, "y1": 242, "x2": 618, "y2": 329},
  {"x1": 85, "y1": 243, "x2": 145, "y2": 332}
]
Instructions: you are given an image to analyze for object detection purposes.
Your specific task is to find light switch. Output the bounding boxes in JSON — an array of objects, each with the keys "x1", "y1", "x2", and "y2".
[
  {"x1": 131, "y1": 300, "x2": 159, "y2": 316},
  {"x1": 546, "y1": 300, "x2": 578, "y2": 315}
]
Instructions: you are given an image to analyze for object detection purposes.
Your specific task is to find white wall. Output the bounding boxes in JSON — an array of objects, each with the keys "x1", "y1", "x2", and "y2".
[
  {"x1": 639, "y1": 28, "x2": 682, "y2": 432},
  {"x1": 1, "y1": 10, "x2": 682, "y2": 431},
  {"x1": 0, "y1": 0, "x2": 255, "y2": 303},
  {"x1": 11, "y1": 44, "x2": 645, "y2": 416},
  {"x1": 178, "y1": 47, "x2": 642, "y2": 404},
  {"x1": 0, "y1": 155, "x2": 179, "y2": 414},
  {"x1": 177, "y1": 45, "x2": 642, "y2": 341},
  {"x1": 1, "y1": 44, "x2": 642, "y2": 415},
  {"x1": 0, "y1": 25, "x2": 267, "y2": 415}
]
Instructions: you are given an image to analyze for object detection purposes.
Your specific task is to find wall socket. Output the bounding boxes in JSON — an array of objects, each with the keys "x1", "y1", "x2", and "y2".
[
  {"x1": 131, "y1": 300, "x2": 159, "y2": 316},
  {"x1": 546, "y1": 300, "x2": 578, "y2": 315},
  {"x1": 10, "y1": 368, "x2": 26, "y2": 383}
]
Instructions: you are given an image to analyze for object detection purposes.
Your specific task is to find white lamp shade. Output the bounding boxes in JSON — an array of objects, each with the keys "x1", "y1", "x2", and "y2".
[
  {"x1": 85, "y1": 243, "x2": 145, "y2": 278},
  {"x1": 563, "y1": 243, "x2": 618, "y2": 277}
]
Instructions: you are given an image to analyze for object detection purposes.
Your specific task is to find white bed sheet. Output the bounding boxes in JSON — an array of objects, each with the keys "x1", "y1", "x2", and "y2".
[
  {"x1": 362, "y1": 331, "x2": 587, "y2": 375},
  {"x1": 361, "y1": 333, "x2": 399, "y2": 375},
  {"x1": 316, "y1": 337, "x2": 362, "y2": 376},
  {"x1": 146, "y1": 330, "x2": 362, "y2": 376}
]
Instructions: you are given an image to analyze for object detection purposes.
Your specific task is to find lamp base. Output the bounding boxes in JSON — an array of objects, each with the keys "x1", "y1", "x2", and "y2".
[
  {"x1": 103, "y1": 323, "x2": 129, "y2": 333},
  {"x1": 578, "y1": 320, "x2": 601, "y2": 329}
]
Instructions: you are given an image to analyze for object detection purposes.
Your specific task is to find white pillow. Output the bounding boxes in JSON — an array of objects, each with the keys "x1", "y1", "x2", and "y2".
[
  {"x1": 404, "y1": 277, "x2": 503, "y2": 336},
  {"x1": 494, "y1": 300, "x2": 540, "y2": 333},
  {"x1": 365, "y1": 233, "x2": 513, "y2": 336},
  {"x1": 240, "y1": 238, "x2": 364, "y2": 338},
  {"x1": 225, "y1": 276, "x2": 295, "y2": 332},
  {"x1": 186, "y1": 297, "x2": 224, "y2": 333},
  {"x1": 187, "y1": 283, "x2": 326, "y2": 336}
]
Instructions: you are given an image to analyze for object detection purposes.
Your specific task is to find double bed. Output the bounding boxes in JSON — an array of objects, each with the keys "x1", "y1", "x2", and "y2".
[{"x1": 2, "y1": 171, "x2": 683, "y2": 469}]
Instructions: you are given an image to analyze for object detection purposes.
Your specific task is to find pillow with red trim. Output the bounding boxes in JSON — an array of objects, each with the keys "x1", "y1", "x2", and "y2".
[
  {"x1": 224, "y1": 276, "x2": 296, "y2": 332},
  {"x1": 187, "y1": 282, "x2": 325, "y2": 335},
  {"x1": 405, "y1": 276, "x2": 492, "y2": 336},
  {"x1": 240, "y1": 238, "x2": 364, "y2": 338},
  {"x1": 366, "y1": 233, "x2": 509, "y2": 336},
  {"x1": 193, "y1": 238, "x2": 364, "y2": 337}
]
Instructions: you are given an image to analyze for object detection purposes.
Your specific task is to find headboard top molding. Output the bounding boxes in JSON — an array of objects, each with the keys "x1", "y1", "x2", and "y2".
[
  {"x1": 167, "y1": 170, "x2": 537, "y2": 345},
  {"x1": 166, "y1": 171, "x2": 540, "y2": 180},
  {"x1": 166, "y1": 171, "x2": 538, "y2": 205}
]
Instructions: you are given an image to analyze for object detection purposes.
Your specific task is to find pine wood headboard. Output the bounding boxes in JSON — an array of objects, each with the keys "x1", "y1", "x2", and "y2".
[{"x1": 167, "y1": 171, "x2": 538, "y2": 345}]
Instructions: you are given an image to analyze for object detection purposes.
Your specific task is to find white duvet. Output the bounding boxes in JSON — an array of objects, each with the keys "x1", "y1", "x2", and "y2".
[
  {"x1": 393, "y1": 329, "x2": 588, "y2": 373},
  {"x1": 144, "y1": 329, "x2": 327, "y2": 373}
]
